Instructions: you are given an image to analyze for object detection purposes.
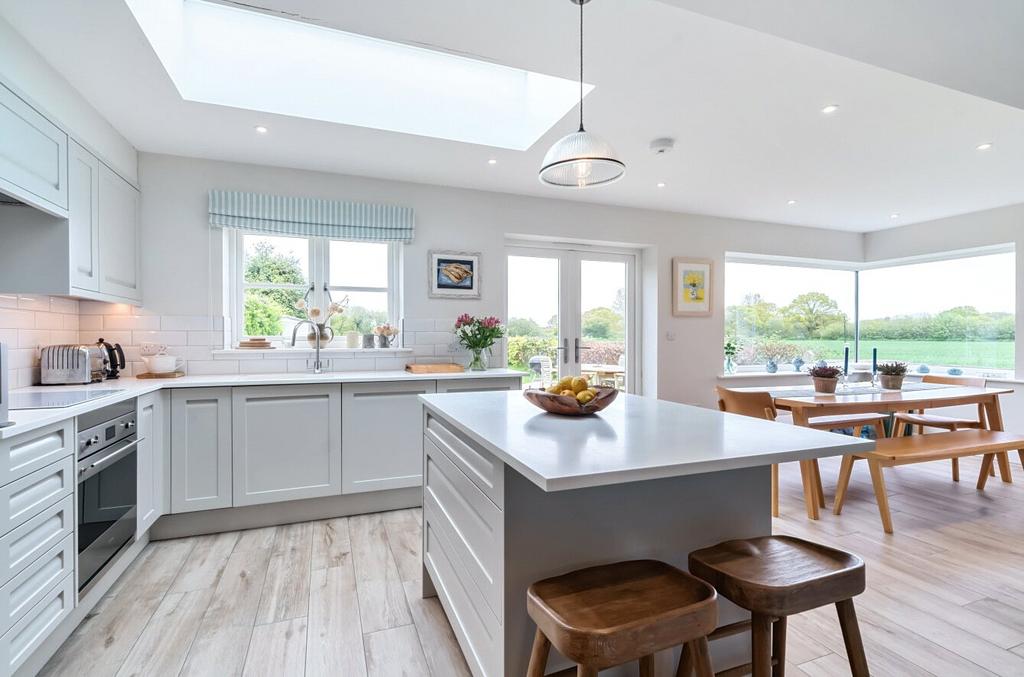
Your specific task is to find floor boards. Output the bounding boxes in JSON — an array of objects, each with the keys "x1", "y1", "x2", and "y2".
[{"x1": 41, "y1": 453, "x2": 1024, "y2": 676}]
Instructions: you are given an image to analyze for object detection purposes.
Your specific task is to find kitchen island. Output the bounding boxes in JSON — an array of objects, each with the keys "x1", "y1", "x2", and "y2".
[{"x1": 419, "y1": 391, "x2": 873, "y2": 676}]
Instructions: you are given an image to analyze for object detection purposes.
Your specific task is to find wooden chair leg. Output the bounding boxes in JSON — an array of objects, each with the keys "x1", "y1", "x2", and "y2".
[
  {"x1": 833, "y1": 455, "x2": 855, "y2": 515},
  {"x1": 798, "y1": 460, "x2": 820, "y2": 520},
  {"x1": 690, "y1": 637, "x2": 714, "y2": 677},
  {"x1": 771, "y1": 464, "x2": 780, "y2": 517},
  {"x1": 951, "y1": 457, "x2": 960, "y2": 482},
  {"x1": 527, "y1": 628, "x2": 550, "y2": 677},
  {"x1": 867, "y1": 459, "x2": 894, "y2": 534},
  {"x1": 812, "y1": 460, "x2": 826, "y2": 508},
  {"x1": 836, "y1": 599, "x2": 870, "y2": 677},
  {"x1": 978, "y1": 453, "x2": 995, "y2": 490},
  {"x1": 676, "y1": 642, "x2": 694, "y2": 677},
  {"x1": 751, "y1": 613, "x2": 773, "y2": 677},
  {"x1": 851, "y1": 426, "x2": 863, "y2": 440},
  {"x1": 639, "y1": 654, "x2": 656, "y2": 677},
  {"x1": 772, "y1": 617, "x2": 787, "y2": 677}
]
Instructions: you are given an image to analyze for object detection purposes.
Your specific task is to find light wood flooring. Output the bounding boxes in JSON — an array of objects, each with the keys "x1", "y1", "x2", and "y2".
[{"x1": 43, "y1": 454, "x2": 1024, "y2": 676}]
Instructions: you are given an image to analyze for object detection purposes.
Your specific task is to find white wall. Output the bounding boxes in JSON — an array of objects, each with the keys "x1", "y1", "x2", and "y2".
[
  {"x1": 135, "y1": 152, "x2": 864, "y2": 406},
  {"x1": 0, "y1": 15, "x2": 137, "y2": 183}
]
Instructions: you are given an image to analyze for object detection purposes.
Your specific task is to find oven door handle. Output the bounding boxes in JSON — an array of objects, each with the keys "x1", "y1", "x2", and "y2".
[{"x1": 78, "y1": 438, "x2": 138, "y2": 483}]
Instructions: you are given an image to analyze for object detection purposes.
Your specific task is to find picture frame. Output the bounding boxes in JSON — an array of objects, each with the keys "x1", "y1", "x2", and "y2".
[
  {"x1": 429, "y1": 250, "x2": 481, "y2": 299},
  {"x1": 672, "y1": 257, "x2": 712, "y2": 316}
]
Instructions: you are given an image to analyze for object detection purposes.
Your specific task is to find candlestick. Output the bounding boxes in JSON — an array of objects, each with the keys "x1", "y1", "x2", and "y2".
[
  {"x1": 843, "y1": 346, "x2": 849, "y2": 376},
  {"x1": 872, "y1": 348, "x2": 878, "y2": 374}
]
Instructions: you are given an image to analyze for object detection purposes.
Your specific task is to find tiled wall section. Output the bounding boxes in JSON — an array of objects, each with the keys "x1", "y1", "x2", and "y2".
[{"x1": 0, "y1": 294, "x2": 81, "y2": 387}]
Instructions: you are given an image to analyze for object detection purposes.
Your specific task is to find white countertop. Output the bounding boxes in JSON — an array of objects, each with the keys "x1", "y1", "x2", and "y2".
[
  {"x1": 1, "y1": 369, "x2": 522, "y2": 439},
  {"x1": 420, "y1": 391, "x2": 874, "y2": 491}
]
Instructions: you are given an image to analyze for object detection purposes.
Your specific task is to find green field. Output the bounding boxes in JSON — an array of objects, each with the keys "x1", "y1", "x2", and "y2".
[{"x1": 784, "y1": 340, "x2": 1014, "y2": 370}]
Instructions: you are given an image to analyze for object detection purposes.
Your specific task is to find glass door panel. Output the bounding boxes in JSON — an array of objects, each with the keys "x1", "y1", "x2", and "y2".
[
  {"x1": 507, "y1": 254, "x2": 564, "y2": 387},
  {"x1": 579, "y1": 257, "x2": 630, "y2": 391}
]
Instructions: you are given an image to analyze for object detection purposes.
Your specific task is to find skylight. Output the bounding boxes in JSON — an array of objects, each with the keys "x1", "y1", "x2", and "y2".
[{"x1": 124, "y1": 0, "x2": 592, "y2": 150}]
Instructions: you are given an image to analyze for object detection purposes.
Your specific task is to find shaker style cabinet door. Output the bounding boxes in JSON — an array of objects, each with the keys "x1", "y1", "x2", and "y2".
[
  {"x1": 0, "y1": 82, "x2": 68, "y2": 216},
  {"x1": 97, "y1": 162, "x2": 141, "y2": 301},
  {"x1": 231, "y1": 385, "x2": 342, "y2": 506},
  {"x1": 136, "y1": 391, "x2": 166, "y2": 535},
  {"x1": 68, "y1": 140, "x2": 100, "y2": 292},
  {"x1": 170, "y1": 388, "x2": 232, "y2": 513},
  {"x1": 341, "y1": 380, "x2": 436, "y2": 494}
]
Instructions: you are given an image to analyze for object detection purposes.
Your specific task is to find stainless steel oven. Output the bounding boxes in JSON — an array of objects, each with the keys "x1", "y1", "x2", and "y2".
[{"x1": 76, "y1": 399, "x2": 137, "y2": 593}]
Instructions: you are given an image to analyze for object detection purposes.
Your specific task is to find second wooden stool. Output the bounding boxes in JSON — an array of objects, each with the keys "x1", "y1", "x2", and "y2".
[
  {"x1": 688, "y1": 535, "x2": 868, "y2": 677},
  {"x1": 526, "y1": 559, "x2": 718, "y2": 677}
]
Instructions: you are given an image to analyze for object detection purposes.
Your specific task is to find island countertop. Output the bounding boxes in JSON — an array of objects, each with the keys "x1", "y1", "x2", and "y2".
[{"x1": 420, "y1": 390, "x2": 874, "y2": 491}]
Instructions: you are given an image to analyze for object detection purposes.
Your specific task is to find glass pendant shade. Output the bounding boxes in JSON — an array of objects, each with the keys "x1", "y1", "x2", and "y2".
[{"x1": 539, "y1": 129, "x2": 625, "y2": 188}]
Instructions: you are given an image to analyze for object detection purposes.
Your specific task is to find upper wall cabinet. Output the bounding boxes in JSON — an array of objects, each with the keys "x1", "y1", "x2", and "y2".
[
  {"x1": 68, "y1": 140, "x2": 100, "y2": 292},
  {"x1": 97, "y1": 163, "x2": 141, "y2": 300},
  {"x1": 0, "y1": 82, "x2": 68, "y2": 217}
]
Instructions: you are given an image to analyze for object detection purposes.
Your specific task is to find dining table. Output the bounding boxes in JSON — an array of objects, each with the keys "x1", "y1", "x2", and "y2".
[{"x1": 735, "y1": 381, "x2": 1015, "y2": 519}]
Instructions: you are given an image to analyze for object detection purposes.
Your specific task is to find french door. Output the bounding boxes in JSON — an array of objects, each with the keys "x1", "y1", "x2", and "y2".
[{"x1": 506, "y1": 246, "x2": 638, "y2": 392}]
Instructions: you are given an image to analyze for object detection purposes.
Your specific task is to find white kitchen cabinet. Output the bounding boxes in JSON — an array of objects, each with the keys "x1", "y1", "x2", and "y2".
[
  {"x1": 231, "y1": 385, "x2": 342, "y2": 506},
  {"x1": 0, "y1": 81, "x2": 68, "y2": 217},
  {"x1": 170, "y1": 388, "x2": 232, "y2": 513},
  {"x1": 68, "y1": 140, "x2": 100, "y2": 292},
  {"x1": 341, "y1": 380, "x2": 436, "y2": 494},
  {"x1": 97, "y1": 162, "x2": 141, "y2": 301},
  {"x1": 136, "y1": 391, "x2": 166, "y2": 536}
]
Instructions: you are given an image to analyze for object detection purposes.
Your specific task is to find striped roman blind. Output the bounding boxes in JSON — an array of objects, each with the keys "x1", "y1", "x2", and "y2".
[{"x1": 208, "y1": 190, "x2": 414, "y2": 243}]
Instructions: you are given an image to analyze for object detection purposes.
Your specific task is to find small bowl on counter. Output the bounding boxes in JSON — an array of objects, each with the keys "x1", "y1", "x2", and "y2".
[{"x1": 523, "y1": 386, "x2": 618, "y2": 416}]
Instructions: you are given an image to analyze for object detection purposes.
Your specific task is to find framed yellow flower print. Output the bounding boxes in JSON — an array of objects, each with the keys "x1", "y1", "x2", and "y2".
[{"x1": 672, "y1": 257, "x2": 712, "y2": 316}]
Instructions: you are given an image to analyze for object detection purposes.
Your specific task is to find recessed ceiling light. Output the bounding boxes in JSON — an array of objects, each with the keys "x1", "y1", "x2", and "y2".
[
  {"x1": 890, "y1": 213, "x2": 900, "y2": 220},
  {"x1": 656, "y1": 182, "x2": 666, "y2": 188},
  {"x1": 821, "y1": 104, "x2": 840, "y2": 114},
  {"x1": 487, "y1": 159, "x2": 497, "y2": 165},
  {"x1": 976, "y1": 142, "x2": 993, "y2": 151},
  {"x1": 254, "y1": 125, "x2": 268, "y2": 134},
  {"x1": 787, "y1": 199, "x2": 797, "y2": 206}
]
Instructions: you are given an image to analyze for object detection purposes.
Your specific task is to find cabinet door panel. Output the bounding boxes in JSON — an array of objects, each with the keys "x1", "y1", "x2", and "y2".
[
  {"x1": 170, "y1": 388, "x2": 232, "y2": 513},
  {"x1": 68, "y1": 141, "x2": 100, "y2": 292},
  {"x1": 0, "y1": 83, "x2": 68, "y2": 215},
  {"x1": 136, "y1": 391, "x2": 166, "y2": 535},
  {"x1": 232, "y1": 385, "x2": 341, "y2": 506},
  {"x1": 97, "y1": 163, "x2": 141, "y2": 301},
  {"x1": 342, "y1": 380, "x2": 435, "y2": 494}
]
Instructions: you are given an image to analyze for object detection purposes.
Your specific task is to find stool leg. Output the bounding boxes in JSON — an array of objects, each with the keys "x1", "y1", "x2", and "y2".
[
  {"x1": 836, "y1": 599, "x2": 870, "y2": 677},
  {"x1": 526, "y1": 628, "x2": 550, "y2": 677},
  {"x1": 676, "y1": 642, "x2": 694, "y2": 677},
  {"x1": 951, "y1": 457, "x2": 959, "y2": 482},
  {"x1": 639, "y1": 654, "x2": 655, "y2": 677},
  {"x1": 978, "y1": 453, "x2": 995, "y2": 490},
  {"x1": 752, "y1": 613, "x2": 773, "y2": 677},
  {"x1": 813, "y1": 460, "x2": 826, "y2": 508},
  {"x1": 771, "y1": 464, "x2": 780, "y2": 517},
  {"x1": 578, "y1": 667, "x2": 598, "y2": 677},
  {"x1": 772, "y1": 617, "x2": 787, "y2": 677},
  {"x1": 691, "y1": 637, "x2": 714, "y2": 677},
  {"x1": 833, "y1": 455, "x2": 855, "y2": 515},
  {"x1": 867, "y1": 459, "x2": 894, "y2": 534}
]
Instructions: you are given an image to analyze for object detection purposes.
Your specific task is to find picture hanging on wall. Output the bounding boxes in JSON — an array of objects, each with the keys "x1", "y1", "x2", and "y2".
[
  {"x1": 429, "y1": 250, "x2": 481, "y2": 299},
  {"x1": 672, "y1": 257, "x2": 712, "y2": 316}
]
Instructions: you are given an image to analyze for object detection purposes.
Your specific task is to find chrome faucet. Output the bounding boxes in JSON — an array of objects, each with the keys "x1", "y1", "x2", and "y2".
[{"x1": 291, "y1": 318, "x2": 325, "y2": 374}]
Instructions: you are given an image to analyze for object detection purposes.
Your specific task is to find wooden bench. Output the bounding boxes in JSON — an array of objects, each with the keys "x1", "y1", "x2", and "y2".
[{"x1": 834, "y1": 429, "x2": 1024, "y2": 533}]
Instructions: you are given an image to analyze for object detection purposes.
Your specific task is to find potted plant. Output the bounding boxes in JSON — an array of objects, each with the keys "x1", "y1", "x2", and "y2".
[
  {"x1": 878, "y1": 361, "x2": 908, "y2": 390},
  {"x1": 292, "y1": 294, "x2": 348, "y2": 348},
  {"x1": 454, "y1": 314, "x2": 505, "y2": 371},
  {"x1": 757, "y1": 339, "x2": 799, "y2": 374},
  {"x1": 724, "y1": 339, "x2": 740, "y2": 374},
  {"x1": 808, "y1": 364, "x2": 843, "y2": 394},
  {"x1": 373, "y1": 323, "x2": 399, "y2": 348}
]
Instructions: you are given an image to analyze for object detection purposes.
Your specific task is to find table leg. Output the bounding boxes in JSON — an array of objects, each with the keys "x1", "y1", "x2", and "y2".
[
  {"x1": 790, "y1": 407, "x2": 821, "y2": 520},
  {"x1": 983, "y1": 396, "x2": 1013, "y2": 484}
]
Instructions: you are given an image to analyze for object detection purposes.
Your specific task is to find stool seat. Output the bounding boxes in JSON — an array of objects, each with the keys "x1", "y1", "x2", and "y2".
[
  {"x1": 688, "y1": 535, "x2": 865, "y2": 617},
  {"x1": 527, "y1": 559, "x2": 717, "y2": 670}
]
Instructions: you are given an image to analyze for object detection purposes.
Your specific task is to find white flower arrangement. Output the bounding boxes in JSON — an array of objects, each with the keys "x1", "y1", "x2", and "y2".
[{"x1": 294, "y1": 288, "x2": 349, "y2": 325}]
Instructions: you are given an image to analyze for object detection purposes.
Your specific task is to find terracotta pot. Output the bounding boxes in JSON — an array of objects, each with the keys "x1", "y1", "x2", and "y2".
[
  {"x1": 879, "y1": 374, "x2": 905, "y2": 390},
  {"x1": 813, "y1": 376, "x2": 838, "y2": 394}
]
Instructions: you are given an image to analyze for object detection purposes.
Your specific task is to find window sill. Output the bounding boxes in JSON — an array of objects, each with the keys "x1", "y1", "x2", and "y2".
[
  {"x1": 212, "y1": 347, "x2": 413, "y2": 359},
  {"x1": 717, "y1": 372, "x2": 811, "y2": 380}
]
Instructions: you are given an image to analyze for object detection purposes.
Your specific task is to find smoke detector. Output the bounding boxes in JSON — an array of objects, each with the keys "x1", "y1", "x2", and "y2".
[{"x1": 649, "y1": 137, "x2": 675, "y2": 155}]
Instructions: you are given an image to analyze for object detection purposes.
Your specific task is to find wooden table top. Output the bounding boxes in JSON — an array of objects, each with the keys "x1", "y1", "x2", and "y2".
[{"x1": 769, "y1": 385, "x2": 1013, "y2": 411}]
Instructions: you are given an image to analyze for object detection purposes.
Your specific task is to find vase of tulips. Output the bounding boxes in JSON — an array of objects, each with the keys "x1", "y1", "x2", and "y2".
[
  {"x1": 454, "y1": 314, "x2": 504, "y2": 371},
  {"x1": 293, "y1": 292, "x2": 348, "y2": 349},
  {"x1": 374, "y1": 323, "x2": 399, "y2": 348}
]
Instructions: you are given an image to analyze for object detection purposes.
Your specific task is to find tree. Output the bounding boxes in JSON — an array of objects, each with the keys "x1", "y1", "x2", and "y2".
[
  {"x1": 582, "y1": 307, "x2": 624, "y2": 340},
  {"x1": 330, "y1": 306, "x2": 389, "y2": 335},
  {"x1": 507, "y1": 317, "x2": 544, "y2": 337},
  {"x1": 726, "y1": 294, "x2": 778, "y2": 340},
  {"x1": 242, "y1": 241, "x2": 306, "y2": 336},
  {"x1": 782, "y1": 292, "x2": 845, "y2": 339}
]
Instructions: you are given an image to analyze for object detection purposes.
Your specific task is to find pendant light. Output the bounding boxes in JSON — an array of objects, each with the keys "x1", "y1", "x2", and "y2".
[{"x1": 539, "y1": 0, "x2": 625, "y2": 188}]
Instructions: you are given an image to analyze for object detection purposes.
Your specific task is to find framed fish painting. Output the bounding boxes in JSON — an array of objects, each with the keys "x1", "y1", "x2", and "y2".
[
  {"x1": 429, "y1": 250, "x2": 481, "y2": 299},
  {"x1": 672, "y1": 257, "x2": 712, "y2": 316}
]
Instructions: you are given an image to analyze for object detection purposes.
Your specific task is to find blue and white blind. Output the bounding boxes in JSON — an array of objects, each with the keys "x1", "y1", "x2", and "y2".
[{"x1": 209, "y1": 190, "x2": 414, "y2": 243}]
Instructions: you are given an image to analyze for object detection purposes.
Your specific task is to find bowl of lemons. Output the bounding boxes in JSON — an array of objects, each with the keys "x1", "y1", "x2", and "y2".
[{"x1": 523, "y1": 375, "x2": 618, "y2": 416}]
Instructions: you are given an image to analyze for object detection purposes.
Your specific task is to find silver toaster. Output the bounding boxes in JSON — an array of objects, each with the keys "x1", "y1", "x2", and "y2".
[{"x1": 40, "y1": 345, "x2": 106, "y2": 384}]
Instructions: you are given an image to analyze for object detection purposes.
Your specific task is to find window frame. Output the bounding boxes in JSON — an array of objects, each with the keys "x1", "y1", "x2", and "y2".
[{"x1": 228, "y1": 230, "x2": 399, "y2": 346}]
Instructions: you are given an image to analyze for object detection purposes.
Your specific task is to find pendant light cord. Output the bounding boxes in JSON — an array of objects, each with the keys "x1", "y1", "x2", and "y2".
[{"x1": 578, "y1": 0, "x2": 585, "y2": 132}]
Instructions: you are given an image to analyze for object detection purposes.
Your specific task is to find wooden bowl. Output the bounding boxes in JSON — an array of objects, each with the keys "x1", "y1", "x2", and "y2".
[{"x1": 523, "y1": 386, "x2": 618, "y2": 416}]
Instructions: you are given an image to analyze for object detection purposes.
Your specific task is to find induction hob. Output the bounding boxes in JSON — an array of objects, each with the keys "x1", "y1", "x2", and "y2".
[{"x1": 8, "y1": 389, "x2": 125, "y2": 410}]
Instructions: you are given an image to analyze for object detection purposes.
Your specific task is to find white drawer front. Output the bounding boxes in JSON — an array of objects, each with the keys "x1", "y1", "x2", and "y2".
[
  {"x1": 0, "y1": 571, "x2": 74, "y2": 674},
  {"x1": 425, "y1": 414, "x2": 504, "y2": 509},
  {"x1": 424, "y1": 520, "x2": 501, "y2": 677},
  {"x1": 424, "y1": 439, "x2": 502, "y2": 621},
  {"x1": 0, "y1": 495, "x2": 74, "y2": 588},
  {"x1": 0, "y1": 534, "x2": 73, "y2": 637},
  {"x1": 0, "y1": 421, "x2": 73, "y2": 488},
  {"x1": 0, "y1": 457, "x2": 73, "y2": 537}
]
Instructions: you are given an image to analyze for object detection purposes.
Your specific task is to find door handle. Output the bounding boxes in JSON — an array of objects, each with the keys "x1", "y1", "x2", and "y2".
[
  {"x1": 574, "y1": 338, "x2": 593, "y2": 363},
  {"x1": 556, "y1": 338, "x2": 569, "y2": 364}
]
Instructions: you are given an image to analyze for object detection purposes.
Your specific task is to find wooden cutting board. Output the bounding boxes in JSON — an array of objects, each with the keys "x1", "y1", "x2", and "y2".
[
  {"x1": 137, "y1": 371, "x2": 186, "y2": 379},
  {"x1": 405, "y1": 364, "x2": 466, "y2": 374}
]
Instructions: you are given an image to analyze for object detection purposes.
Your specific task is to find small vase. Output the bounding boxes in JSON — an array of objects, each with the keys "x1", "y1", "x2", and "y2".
[
  {"x1": 376, "y1": 334, "x2": 396, "y2": 349},
  {"x1": 362, "y1": 334, "x2": 376, "y2": 349},
  {"x1": 306, "y1": 324, "x2": 333, "y2": 348},
  {"x1": 765, "y1": 360, "x2": 778, "y2": 374},
  {"x1": 813, "y1": 377, "x2": 838, "y2": 394},
  {"x1": 345, "y1": 331, "x2": 360, "y2": 349},
  {"x1": 724, "y1": 356, "x2": 736, "y2": 374},
  {"x1": 792, "y1": 356, "x2": 805, "y2": 372},
  {"x1": 468, "y1": 348, "x2": 488, "y2": 371},
  {"x1": 879, "y1": 374, "x2": 904, "y2": 390}
]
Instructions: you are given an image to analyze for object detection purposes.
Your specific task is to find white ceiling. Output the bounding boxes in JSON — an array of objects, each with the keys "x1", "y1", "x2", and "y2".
[{"x1": 2, "y1": 0, "x2": 1024, "y2": 232}]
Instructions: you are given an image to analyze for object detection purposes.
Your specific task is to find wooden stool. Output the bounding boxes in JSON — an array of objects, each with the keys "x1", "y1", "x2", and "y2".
[
  {"x1": 526, "y1": 559, "x2": 718, "y2": 677},
  {"x1": 687, "y1": 536, "x2": 868, "y2": 677}
]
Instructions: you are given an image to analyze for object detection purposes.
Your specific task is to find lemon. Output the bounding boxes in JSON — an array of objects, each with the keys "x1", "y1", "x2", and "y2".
[
  {"x1": 576, "y1": 390, "x2": 595, "y2": 404},
  {"x1": 571, "y1": 377, "x2": 589, "y2": 393},
  {"x1": 560, "y1": 389, "x2": 576, "y2": 397},
  {"x1": 587, "y1": 386, "x2": 599, "y2": 394},
  {"x1": 546, "y1": 385, "x2": 561, "y2": 394},
  {"x1": 556, "y1": 376, "x2": 574, "y2": 390}
]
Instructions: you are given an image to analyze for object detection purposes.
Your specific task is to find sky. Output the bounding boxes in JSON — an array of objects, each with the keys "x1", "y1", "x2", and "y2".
[{"x1": 507, "y1": 256, "x2": 626, "y2": 326}]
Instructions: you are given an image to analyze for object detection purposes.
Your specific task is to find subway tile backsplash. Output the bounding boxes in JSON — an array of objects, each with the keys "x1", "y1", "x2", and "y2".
[{"x1": 0, "y1": 295, "x2": 503, "y2": 386}]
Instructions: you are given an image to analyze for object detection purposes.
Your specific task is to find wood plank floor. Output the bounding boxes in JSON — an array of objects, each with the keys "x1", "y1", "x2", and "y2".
[{"x1": 42, "y1": 453, "x2": 1024, "y2": 676}]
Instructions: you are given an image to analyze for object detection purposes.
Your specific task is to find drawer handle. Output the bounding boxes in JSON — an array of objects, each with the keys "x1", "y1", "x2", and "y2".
[{"x1": 77, "y1": 439, "x2": 137, "y2": 483}]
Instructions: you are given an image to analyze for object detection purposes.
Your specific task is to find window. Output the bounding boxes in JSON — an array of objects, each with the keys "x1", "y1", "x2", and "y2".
[
  {"x1": 232, "y1": 231, "x2": 398, "y2": 345},
  {"x1": 725, "y1": 249, "x2": 1016, "y2": 375}
]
